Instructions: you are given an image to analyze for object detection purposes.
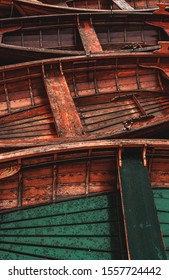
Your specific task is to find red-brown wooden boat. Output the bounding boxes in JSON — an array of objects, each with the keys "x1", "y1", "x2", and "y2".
[
  {"x1": 0, "y1": 138, "x2": 168, "y2": 210},
  {"x1": 2, "y1": 0, "x2": 169, "y2": 18},
  {"x1": 12, "y1": 0, "x2": 169, "y2": 16},
  {"x1": 1, "y1": 12, "x2": 169, "y2": 65},
  {"x1": 1, "y1": 53, "x2": 169, "y2": 147},
  {"x1": 0, "y1": 138, "x2": 168, "y2": 260}
]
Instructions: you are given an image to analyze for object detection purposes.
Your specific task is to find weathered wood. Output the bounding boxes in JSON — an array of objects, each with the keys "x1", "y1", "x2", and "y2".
[
  {"x1": 0, "y1": 139, "x2": 169, "y2": 162},
  {"x1": 78, "y1": 20, "x2": 103, "y2": 53},
  {"x1": 12, "y1": 0, "x2": 169, "y2": 16},
  {"x1": 0, "y1": 54, "x2": 169, "y2": 144},
  {"x1": 42, "y1": 68, "x2": 84, "y2": 137},
  {"x1": 0, "y1": 140, "x2": 169, "y2": 215},
  {"x1": 1, "y1": 12, "x2": 168, "y2": 65},
  {"x1": 0, "y1": 166, "x2": 20, "y2": 179},
  {"x1": 112, "y1": 0, "x2": 134, "y2": 10}
]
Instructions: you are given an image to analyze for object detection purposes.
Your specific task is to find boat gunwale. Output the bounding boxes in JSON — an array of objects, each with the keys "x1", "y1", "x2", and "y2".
[
  {"x1": 1, "y1": 51, "x2": 169, "y2": 72},
  {"x1": 0, "y1": 139, "x2": 169, "y2": 163}
]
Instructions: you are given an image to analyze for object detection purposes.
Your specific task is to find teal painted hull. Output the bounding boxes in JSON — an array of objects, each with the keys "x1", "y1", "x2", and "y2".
[
  {"x1": 0, "y1": 192, "x2": 127, "y2": 260},
  {"x1": 153, "y1": 189, "x2": 169, "y2": 260}
]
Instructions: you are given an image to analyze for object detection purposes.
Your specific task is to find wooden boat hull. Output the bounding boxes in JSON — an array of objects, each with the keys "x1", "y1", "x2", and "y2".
[
  {"x1": 1, "y1": 54, "x2": 169, "y2": 145},
  {"x1": 0, "y1": 192, "x2": 127, "y2": 260},
  {"x1": 2, "y1": 0, "x2": 169, "y2": 17},
  {"x1": 0, "y1": 190, "x2": 168, "y2": 260},
  {"x1": 13, "y1": 0, "x2": 169, "y2": 16},
  {"x1": 1, "y1": 12, "x2": 169, "y2": 65},
  {"x1": 0, "y1": 138, "x2": 168, "y2": 209},
  {"x1": 0, "y1": 139, "x2": 168, "y2": 259}
]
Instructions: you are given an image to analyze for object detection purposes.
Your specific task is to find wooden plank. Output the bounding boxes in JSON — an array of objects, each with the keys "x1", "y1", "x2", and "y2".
[
  {"x1": 119, "y1": 149, "x2": 167, "y2": 260},
  {"x1": 112, "y1": 0, "x2": 134, "y2": 10},
  {"x1": 43, "y1": 68, "x2": 84, "y2": 137},
  {"x1": 0, "y1": 105, "x2": 51, "y2": 126},
  {"x1": 78, "y1": 20, "x2": 103, "y2": 53},
  {"x1": 0, "y1": 193, "x2": 127, "y2": 260}
]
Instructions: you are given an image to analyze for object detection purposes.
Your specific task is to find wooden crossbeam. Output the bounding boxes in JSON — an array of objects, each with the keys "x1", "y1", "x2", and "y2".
[
  {"x1": 43, "y1": 68, "x2": 84, "y2": 137},
  {"x1": 112, "y1": 0, "x2": 134, "y2": 10},
  {"x1": 78, "y1": 20, "x2": 103, "y2": 53}
]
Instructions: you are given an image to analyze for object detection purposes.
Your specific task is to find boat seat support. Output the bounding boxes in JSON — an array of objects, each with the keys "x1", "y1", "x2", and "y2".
[
  {"x1": 118, "y1": 148, "x2": 167, "y2": 260},
  {"x1": 77, "y1": 18, "x2": 103, "y2": 53},
  {"x1": 42, "y1": 64, "x2": 84, "y2": 137}
]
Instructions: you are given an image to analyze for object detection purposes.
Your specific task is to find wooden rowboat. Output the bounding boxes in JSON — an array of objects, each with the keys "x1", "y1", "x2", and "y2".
[
  {"x1": 0, "y1": 139, "x2": 168, "y2": 259},
  {"x1": 1, "y1": 12, "x2": 169, "y2": 65},
  {"x1": 1, "y1": 53, "x2": 169, "y2": 146},
  {"x1": 2, "y1": 0, "x2": 169, "y2": 18},
  {"x1": 12, "y1": 0, "x2": 169, "y2": 16}
]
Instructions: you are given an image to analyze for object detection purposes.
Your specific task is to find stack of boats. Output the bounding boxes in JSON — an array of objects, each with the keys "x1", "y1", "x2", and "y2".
[{"x1": 0, "y1": 0, "x2": 169, "y2": 260}]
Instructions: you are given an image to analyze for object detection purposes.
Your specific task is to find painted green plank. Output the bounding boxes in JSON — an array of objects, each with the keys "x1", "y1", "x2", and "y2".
[
  {"x1": 163, "y1": 237, "x2": 169, "y2": 248},
  {"x1": 0, "y1": 250, "x2": 44, "y2": 260},
  {"x1": 0, "y1": 236, "x2": 118, "y2": 251},
  {"x1": 153, "y1": 189, "x2": 169, "y2": 259},
  {"x1": 153, "y1": 198, "x2": 169, "y2": 212},
  {"x1": 0, "y1": 208, "x2": 117, "y2": 229},
  {"x1": 119, "y1": 150, "x2": 167, "y2": 260},
  {"x1": 0, "y1": 222, "x2": 116, "y2": 236},
  {"x1": 159, "y1": 224, "x2": 169, "y2": 235},
  {"x1": 155, "y1": 212, "x2": 169, "y2": 223},
  {"x1": 0, "y1": 193, "x2": 115, "y2": 223},
  {"x1": 0, "y1": 242, "x2": 113, "y2": 260},
  {"x1": 153, "y1": 189, "x2": 169, "y2": 200},
  {"x1": 0, "y1": 193, "x2": 127, "y2": 260}
]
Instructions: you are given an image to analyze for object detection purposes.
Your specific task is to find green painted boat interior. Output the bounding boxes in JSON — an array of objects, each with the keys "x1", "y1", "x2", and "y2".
[
  {"x1": 119, "y1": 149, "x2": 167, "y2": 260},
  {"x1": 0, "y1": 192, "x2": 127, "y2": 260},
  {"x1": 153, "y1": 189, "x2": 169, "y2": 260}
]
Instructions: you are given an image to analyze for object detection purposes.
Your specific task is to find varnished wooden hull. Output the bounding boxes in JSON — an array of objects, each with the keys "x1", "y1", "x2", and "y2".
[
  {"x1": 66, "y1": 0, "x2": 169, "y2": 11},
  {"x1": 1, "y1": 12, "x2": 169, "y2": 65},
  {"x1": 1, "y1": 54, "x2": 169, "y2": 145},
  {"x1": 0, "y1": 138, "x2": 168, "y2": 210},
  {"x1": 13, "y1": 0, "x2": 169, "y2": 16},
  {"x1": 2, "y1": 0, "x2": 169, "y2": 17},
  {"x1": 0, "y1": 139, "x2": 168, "y2": 259}
]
